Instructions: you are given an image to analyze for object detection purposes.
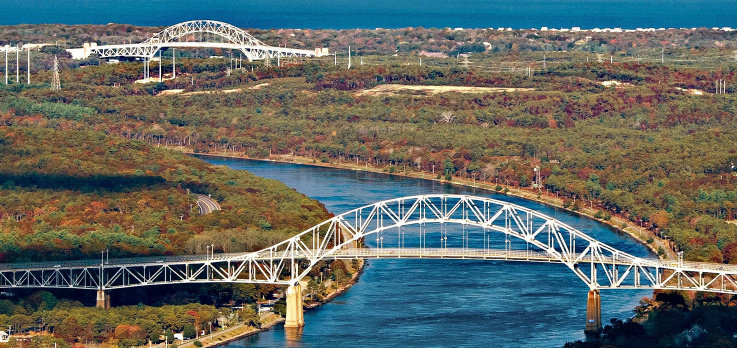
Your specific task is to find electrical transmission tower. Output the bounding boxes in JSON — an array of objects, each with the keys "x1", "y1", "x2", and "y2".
[
  {"x1": 51, "y1": 56, "x2": 61, "y2": 90},
  {"x1": 263, "y1": 55, "x2": 271, "y2": 68}
]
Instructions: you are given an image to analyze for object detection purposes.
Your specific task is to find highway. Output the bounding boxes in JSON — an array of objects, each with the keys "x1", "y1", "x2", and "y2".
[{"x1": 196, "y1": 194, "x2": 221, "y2": 215}]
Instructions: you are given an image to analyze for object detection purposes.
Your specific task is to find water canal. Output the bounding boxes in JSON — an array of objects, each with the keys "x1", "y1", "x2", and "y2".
[{"x1": 198, "y1": 156, "x2": 652, "y2": 348}]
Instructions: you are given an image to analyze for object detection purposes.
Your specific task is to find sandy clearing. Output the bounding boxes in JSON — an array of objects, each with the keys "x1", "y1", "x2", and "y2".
[
  {"x1": 157, "y1": 88, "x2": 243, "y2": 96},
  {"x1": 157, "y1": 83, "x2": 270, "y2": 96},
  {"x1": 355, "y1": 84, "x2": 534, "y2": 96}
]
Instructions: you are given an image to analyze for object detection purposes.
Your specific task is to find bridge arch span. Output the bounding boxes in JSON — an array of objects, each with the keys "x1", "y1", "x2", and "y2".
[
  {"x1": 82, "y1": 20, "x2": 322, "y2": 61},
  {"x1": 237, "y1": 194, "x2": 655, "y2": 291},
  {"x1": 147, "y1": 20, "x2": 267, "y2": 47},
  {"x1": 145, "y1": 20, "x2": 266, "y2": 60},
  {"x1": 0, "y1": 194, "x2": 729, "y2": 296},
  {"x1": 2, "y1": 195, "x2": 737, "y2": 333}
]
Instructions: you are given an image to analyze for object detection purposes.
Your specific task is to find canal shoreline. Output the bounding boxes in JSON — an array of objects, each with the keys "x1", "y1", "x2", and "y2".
[
  {"x1": 184, "y1": 148, "x2": 658, "y2": 346},
  {"x1": 157, "y1": 314, "x2": 284, "y2": 348},
  {"x1": 183, "y1": 148, "x2": 670, "y2": 259},
  {"x1": 178, "y1": 247, "x2": 366, "y2": 348},
  {"x1": 305, "y1": 259, "x2": 366, "y2": 310}
]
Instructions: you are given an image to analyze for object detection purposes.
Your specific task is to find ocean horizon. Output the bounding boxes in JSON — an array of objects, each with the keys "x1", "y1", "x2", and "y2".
[{"x1": 1, "y1": 0, "x2": 736, "y2": 30}]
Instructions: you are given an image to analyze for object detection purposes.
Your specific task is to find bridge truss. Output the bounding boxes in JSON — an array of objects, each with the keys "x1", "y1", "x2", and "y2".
[
  {"x1": 1, "y1": 195, "x2": 737, "y2": 295},
  {"x1": 87, "y1": 20, "x2": 321, "y2": 61}
]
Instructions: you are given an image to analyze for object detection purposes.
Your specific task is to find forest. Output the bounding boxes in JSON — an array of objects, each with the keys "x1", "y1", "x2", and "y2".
[
  {"x1": 4, "y1": 56, "x2": 737, "y2": 263},
  {"x1": 2, "y1": 23, "x2": 737, "y2": 347},
  {"x1": 0, "y1": 127, "x2": 330, "y2": 262}
]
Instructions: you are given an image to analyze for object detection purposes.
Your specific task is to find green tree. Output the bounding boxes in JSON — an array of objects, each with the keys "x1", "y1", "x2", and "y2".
[{"x1": 182, "y1": 324, "x2": 196, "y2": 339}]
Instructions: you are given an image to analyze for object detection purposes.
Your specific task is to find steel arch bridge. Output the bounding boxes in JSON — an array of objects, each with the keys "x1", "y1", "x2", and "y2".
[
  {"x1": 75, "y1": 20, "x2": 324, "y2": 61},
  {"x1": 1, "y1": 194, "x2": 736, "y2": 331},
  {"x1": 1, "y1": 194, "x2": 736, "y2": 292}
]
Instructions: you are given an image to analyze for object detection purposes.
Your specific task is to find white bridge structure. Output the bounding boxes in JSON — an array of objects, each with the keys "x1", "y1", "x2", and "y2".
[
  {"x1": 67, "y1": 20, "x2": 327, "y2": 61},
  {"x1": 0, "y1": 194, "x2": 733, "y2": 334}
]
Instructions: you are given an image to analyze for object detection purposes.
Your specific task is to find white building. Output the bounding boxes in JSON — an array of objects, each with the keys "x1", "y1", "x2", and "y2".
[
  {"x1": 66, "y1": 42, "x2": 97, "y2": 60},
  {"x1": 0, "y1": 331, "x2": 8, "y2": 343}
]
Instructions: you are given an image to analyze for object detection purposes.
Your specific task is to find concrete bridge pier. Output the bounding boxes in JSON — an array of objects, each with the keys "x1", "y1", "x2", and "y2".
[
  {"x1": 96, "y1": 290, "x2": 110, "y2": 309},
  {"x1": 284, "y1": 284, "x2": 304, "y2": 328},
  {"x1": 584, "y1": 289, "x2": 602, "y2": 340}
]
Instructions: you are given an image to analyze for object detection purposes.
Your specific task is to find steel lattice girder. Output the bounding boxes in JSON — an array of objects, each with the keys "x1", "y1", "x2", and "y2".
[{"x1": 89, "y1": 20, "x2": 318, "y2": 60}]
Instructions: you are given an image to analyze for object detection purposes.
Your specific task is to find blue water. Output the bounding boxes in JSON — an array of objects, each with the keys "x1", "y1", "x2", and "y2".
[
  {"x1": 198, "y1": 156, "x2": 652, "y2": 348},
  {"x1": 1, "y1": 0, "x2": 736, "y2": 29}
]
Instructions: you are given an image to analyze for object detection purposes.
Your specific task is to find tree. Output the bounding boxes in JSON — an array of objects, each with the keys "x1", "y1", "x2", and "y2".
[
  {"x1": 650, "y1": 210, "x2": 670, "y2": 229},
  {"x1": 164, "y1": 329, "x2": 175, "y2": 344},
  {"x1": 239, "y1": 305, "x2": 259, "y2": 328},
  {"x1": 56, "y1": 317, "x2": 82, "y2": 342},
  {"x1": 182, "y1": 324, "x2": 196, "y2": 339},
  {"x1": 443, "y1": 158, "x2": 454, "y2": 181},
  {"x1": 520, "y1": 175, "x2": 529, "y2": 187},
  {"x1": 306, "y1": 278, "x2": 320, "y2": 302}
]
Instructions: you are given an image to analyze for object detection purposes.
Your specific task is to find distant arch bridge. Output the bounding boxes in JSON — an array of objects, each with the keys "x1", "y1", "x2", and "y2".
[{"x1": 67, "y1": 20, "x2": 327, "y2": 61}]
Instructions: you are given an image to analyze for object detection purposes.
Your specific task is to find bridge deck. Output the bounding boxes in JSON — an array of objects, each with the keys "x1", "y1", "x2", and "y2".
[
  {"x1": 0, "y1": 248, "x2": 715, "y2": 272},
  {"x1": 91, "y1": 42, "x2": 317, "y2": 56}
]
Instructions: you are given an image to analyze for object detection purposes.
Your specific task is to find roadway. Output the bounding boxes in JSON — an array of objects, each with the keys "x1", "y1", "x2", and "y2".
[
  {"x1": 1, "y1": 247, "x2": 721, "y2": 273},
  {"x1": 196, "y1": 194, "x2": 221, "y2": 215}
]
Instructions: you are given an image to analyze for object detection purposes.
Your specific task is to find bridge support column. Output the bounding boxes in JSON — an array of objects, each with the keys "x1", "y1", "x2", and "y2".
[
  {"x1": 584, "y1": 289, "x2": 601, "y2": 340},
  {"x1": 284, "y1": 284, "x2": 304, "y2": 328},
  {"x1": 96, "y1": 290, "x2": 110, "y2": 309}
]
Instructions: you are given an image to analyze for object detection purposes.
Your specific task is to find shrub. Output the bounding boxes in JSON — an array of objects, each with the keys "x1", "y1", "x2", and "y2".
[{"x1": 563, "y1": 198, "x2": 572, "y2": 208}]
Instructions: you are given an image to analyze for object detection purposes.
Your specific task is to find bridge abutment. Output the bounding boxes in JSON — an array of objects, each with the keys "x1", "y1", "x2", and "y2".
[
  {"x1": 96, "y1": 290, "x2": 110, "y2": 309},
  {"x1": 584, "y1": 289, "x2": 602, "y2": 339},
  {"x1": 284, "y1": 284, "x2": 304, "y2": 328}
]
